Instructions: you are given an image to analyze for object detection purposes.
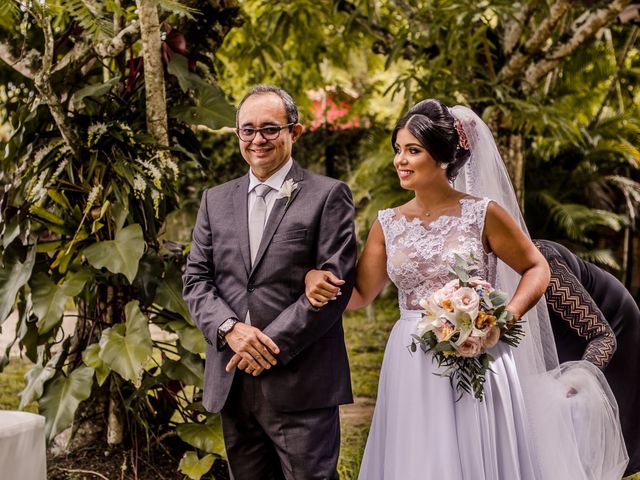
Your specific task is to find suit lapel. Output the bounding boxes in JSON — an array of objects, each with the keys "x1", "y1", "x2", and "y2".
[
  {"x1": 232, "y1": 175, "x2": 251, "y2": 275},
  {"x1": 250, "y1": 161, "x2": 305, "y2": 276}
]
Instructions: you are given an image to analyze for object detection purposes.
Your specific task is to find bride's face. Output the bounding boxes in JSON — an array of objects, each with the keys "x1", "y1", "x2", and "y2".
[{"x1": 393, "y1": 128, "x2": 444, "y2": 190}]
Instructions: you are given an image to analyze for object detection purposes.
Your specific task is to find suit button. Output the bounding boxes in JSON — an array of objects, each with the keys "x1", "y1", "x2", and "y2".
[{"x1": 247, "y1": 285, "x2": 255, "y2": 292}]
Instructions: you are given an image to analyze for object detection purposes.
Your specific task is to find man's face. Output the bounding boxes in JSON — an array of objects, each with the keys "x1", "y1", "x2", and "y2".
[{"x1": 236, "y1": 93, "x2": 303, "y2": 181}]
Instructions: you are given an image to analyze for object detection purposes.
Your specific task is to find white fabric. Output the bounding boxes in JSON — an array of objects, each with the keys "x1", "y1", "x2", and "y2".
[
  {"x1": 247, "y1": 157, "x2": 292, "y2": 218},
  {"x1": 450, "y1": 105, "x2": 628, "y2": 479},
  {"x1": 360, "y1": 198, "x2": 541, "y2": 479},
  {"x1": 0, "y1": 410, "x2": 47, "y2": 480}
]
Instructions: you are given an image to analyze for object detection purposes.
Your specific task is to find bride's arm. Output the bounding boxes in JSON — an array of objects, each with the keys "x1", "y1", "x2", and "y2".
[
  {"x1": 483, "y1": 202, "x2": 550, "y2": 321},
  {"x1": 305, "y1": 220, "x2": 389, "y2": 310}
]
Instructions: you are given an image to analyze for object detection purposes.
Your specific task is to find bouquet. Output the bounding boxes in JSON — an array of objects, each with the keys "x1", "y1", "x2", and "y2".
[{"x1": 410, "y1": 254, "x2": 524, "y2": 400}]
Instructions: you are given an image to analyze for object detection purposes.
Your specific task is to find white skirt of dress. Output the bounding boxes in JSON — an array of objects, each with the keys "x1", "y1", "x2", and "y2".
[{"x1": 357, "y1": 310, "x2": 628, "y2": 480}]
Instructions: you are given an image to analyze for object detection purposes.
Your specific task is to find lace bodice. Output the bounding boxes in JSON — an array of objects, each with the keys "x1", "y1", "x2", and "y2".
[{"x1": 379, "y1": 197, "x2": 497, "y2": 310}]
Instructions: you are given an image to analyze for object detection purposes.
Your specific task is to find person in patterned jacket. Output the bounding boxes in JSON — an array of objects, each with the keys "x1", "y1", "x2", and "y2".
[{"x1": 534, "y1": 239, "x2": 640, "y2": 477}]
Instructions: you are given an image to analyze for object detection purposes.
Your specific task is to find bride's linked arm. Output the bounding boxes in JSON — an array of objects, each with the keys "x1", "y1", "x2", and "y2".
[
  {"x1": 305, "y1": 220, "x2": 389, "y2": 309},
  {"x1": 483, "y1": 202, "x2": 551, "y2": 321}
]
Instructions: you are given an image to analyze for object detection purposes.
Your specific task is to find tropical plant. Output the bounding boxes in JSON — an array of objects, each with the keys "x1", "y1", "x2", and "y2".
[{"x1": 0, "y1": 0, "x2": 239, "y2": 476}]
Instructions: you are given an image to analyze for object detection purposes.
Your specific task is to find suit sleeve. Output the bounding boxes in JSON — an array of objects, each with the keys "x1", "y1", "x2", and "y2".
[
  {"x1": 545, "y1": 256, "x2": 617, "y2": 369},
  {"x1": 183, "y1": 189, "x2": 238, "y2": 345},
  {"x1": 261, "y1": 182, "x2": 357, "y2": 365}
]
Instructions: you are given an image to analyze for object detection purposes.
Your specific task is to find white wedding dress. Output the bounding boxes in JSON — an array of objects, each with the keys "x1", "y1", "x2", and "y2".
[{"x1": 358, "y1": 196, "x2": 627, "y2": 479}]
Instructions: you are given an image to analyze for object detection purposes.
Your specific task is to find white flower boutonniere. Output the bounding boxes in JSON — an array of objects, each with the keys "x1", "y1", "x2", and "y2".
[{"x1": 276, "y1": 179, "x2": 299, "y2": 207}]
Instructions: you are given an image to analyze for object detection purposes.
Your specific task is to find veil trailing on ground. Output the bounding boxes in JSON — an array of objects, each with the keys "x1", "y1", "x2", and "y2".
[{"x1": 451, "y1": 105, "x2": 628, "y2": 480}]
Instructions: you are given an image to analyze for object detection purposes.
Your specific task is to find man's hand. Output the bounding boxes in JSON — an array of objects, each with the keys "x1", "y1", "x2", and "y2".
[
  {"x1": 224, "y1": 322, "x2": 279, "y2": 373},
  {"x1": 304, "y1": 270, "x2": 344, "y2": 307},
  {"x1": 229, "y1": 354, "x2": 267, "y2": 376}
]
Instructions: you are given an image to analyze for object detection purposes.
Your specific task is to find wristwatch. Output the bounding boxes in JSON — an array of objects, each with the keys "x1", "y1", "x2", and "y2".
[{"x1": 217, "y1": 318, "x2": 238, "y2": 346}]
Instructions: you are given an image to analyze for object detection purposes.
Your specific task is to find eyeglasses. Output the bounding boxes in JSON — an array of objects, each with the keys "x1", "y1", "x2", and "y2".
[{"x1": 236, "y1": 123, "x2": 294, "y2": 142}]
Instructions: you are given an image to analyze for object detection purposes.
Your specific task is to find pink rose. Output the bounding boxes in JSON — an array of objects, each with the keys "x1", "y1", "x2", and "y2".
[
  {"x1": 451, "y1": 287, "x2": 480, "y2": 318},
  {"x1": 433, "y1": 280, "x2": 460, "y2": 306},
  {"x1": 481, "y1": 326, "x2": 500, "y2": 349},
  {"x1": 455, "y1": 336, "x2": 483, "y2": 358}
]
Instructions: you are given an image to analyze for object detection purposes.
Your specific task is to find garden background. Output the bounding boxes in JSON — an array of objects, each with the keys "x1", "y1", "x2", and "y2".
[{"x1": 0, "y1": 1, "x2": 639, "y2": 478}]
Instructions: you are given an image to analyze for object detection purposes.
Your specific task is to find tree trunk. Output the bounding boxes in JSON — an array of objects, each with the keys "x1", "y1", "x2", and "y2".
[{"x1": 136, "y1": 0, "x2": 169, "y2": 147}]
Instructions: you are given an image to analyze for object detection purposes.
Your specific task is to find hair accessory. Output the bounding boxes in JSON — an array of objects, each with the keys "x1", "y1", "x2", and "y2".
[{"x1": 454, "y1": 119, "x2": 470, "y2": 150}]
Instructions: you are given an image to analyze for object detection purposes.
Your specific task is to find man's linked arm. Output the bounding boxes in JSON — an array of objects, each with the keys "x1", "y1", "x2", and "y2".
[
  {"x1": 183, "y1": 189, "x2": 238, "y2": 346},
  {"x1": 261, "y1": 181, "x2": 357, "y2": 365}
]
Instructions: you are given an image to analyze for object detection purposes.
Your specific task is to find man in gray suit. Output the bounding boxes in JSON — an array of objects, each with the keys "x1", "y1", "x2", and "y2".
[{"x1": 183, "y1": 85, "x2": 357, "y2": 479}]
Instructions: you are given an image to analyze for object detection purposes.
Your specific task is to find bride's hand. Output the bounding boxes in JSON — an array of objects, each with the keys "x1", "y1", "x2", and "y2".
[{"x1": 305, "y1": 270, "x2": 345, "y2": 307}]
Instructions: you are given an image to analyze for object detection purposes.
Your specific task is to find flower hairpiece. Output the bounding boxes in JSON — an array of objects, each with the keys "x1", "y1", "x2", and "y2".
[{"x1": 454, "y1": 119, "x2": 470, "y2": 151}]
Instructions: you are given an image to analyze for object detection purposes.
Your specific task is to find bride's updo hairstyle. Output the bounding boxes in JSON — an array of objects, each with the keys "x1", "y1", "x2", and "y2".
[{"x1": 391, "y1": 99, "x2": 471, "y2": 181}]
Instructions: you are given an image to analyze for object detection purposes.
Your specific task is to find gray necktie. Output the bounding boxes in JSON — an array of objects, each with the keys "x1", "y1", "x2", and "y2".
[{"x1": 249, "y1": 184, "x2": 272, "y2": 265}]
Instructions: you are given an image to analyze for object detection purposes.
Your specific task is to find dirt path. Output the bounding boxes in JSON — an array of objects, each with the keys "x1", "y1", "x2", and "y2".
[{"x1": 340, "y1": 396, "x2": 375, "y2": 426}]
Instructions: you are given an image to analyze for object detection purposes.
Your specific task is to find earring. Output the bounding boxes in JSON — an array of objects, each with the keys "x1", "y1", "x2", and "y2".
[{"x1": 440, "y1": 163, "x2": 448, "y2": 170}]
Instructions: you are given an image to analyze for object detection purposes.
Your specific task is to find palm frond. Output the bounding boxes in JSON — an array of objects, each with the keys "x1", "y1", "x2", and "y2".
[
  {"x1": 61, "y1": 0, "x2": 113, "y2": 41},
  {"x1": 578, "y1": 248, "x2": 620, "y2": 271},
  {"x1": 0, "y1": 0, "x2": 20, "y2": 30},
  {"x1": 151, "y1": 0, "x2": 199, "y2": 19},
  {"x1": 538, "y1": 192, "x2": 625, "y2": 242}
]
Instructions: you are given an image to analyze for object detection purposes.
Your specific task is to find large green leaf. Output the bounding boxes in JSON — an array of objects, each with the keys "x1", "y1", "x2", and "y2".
[
  {"x1": 99, "y1": 301, "x2": 152, "y2": 385},
  {"x1": 162, "y1": 351, "x2": 204, "y2": 388},
  {"x1": 168, "y1": 55, "x2": 235, "y2": 129},
  {"x1": 177, "y1": 414, "x2": 226, "y2": 456},
  {"x1": 178, "y1": 451, "x2": 215, "y2": 480},
  {"x1": 31, "y1": 270, "x2": 92, "y2": 334},
  {"x1": 18, "y1": 350, "x2": 63, "y2": 408},
  {"x1": 84, "y1": 224, "x2": 145, "y2": 283},
  {"x1": 154, "y1": 262, "x2": 193, "y2": 324},
  {"x1": 72, "y1": 76, "x2": 121, "y2": 109},
  {"x1": 0, "y1": 247, "x2": 35, "y2": 325},
  {"x1": 39, "y1": 366, "x2": 94, "y2": 441},
  {"x1": 169, "y1": 321, "x2": 205, "y2": 354},
  {"x1": 82, "y1": 343, "x2": 110, "y2": 386}
]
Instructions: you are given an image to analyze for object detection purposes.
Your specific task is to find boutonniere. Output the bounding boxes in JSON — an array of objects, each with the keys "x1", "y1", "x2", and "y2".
[{"x1": 276, "y1": 179, "x2": 299, "y2": 207}]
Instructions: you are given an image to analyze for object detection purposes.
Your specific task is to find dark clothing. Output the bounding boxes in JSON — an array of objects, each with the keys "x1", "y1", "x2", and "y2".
[
  {"x1": 535, "y1": 239, "x2": 640, "y2": 476},
  {"x1": 222, "y1": 373, "x2": 340, "y2": 480},
  {"x1": 183, "y1": 161, "x2": 357, "y2": 478}
]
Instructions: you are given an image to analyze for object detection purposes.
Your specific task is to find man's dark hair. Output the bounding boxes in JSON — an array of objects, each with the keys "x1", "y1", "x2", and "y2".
[{"x1": 236, "y1": 85, "x2": 299, "y2": 126}]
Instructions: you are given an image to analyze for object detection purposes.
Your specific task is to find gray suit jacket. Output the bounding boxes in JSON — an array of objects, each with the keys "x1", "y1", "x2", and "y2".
[{"x1": 183, "y1": 161, "x2": 357, "y2": 413}]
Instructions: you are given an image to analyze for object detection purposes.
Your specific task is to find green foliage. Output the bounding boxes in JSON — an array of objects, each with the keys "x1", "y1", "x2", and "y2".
[
  {"x1": 0, "y1": 2, "x2": 240, "y2": 474},
  {"x1": 39, "y1": 365, "x2": 94, "y2": 440},
  {"x1": 179, "y1": 451, "x2": 216, "y2": 480}
]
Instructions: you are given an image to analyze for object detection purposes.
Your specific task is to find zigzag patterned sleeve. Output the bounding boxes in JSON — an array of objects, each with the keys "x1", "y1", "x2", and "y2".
[{"x1": 546, "y1": 257, "x2": 616, "y2": 369}]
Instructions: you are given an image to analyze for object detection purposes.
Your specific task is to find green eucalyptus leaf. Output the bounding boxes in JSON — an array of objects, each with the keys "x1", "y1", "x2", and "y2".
[
  {"x1": 99, "y1": 301, "x2": 152, "y2": 385},
  {"x1": 0, "y1": 247, "x2": 35, "y2": 325},
  {"x1": 84, "y1": 224, "x2": 145, "y2": 283},
  {"x1": 39, "y1": 365, "x2": 94, "y2": 441},
  {"x1": 178, "y1": 451, "x2": 215, "y2": 480}
]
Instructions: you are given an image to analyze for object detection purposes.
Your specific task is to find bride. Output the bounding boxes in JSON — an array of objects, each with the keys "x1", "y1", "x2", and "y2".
[{"x1": 305, "y1": 99, "x2": 628, "y2": 479}]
